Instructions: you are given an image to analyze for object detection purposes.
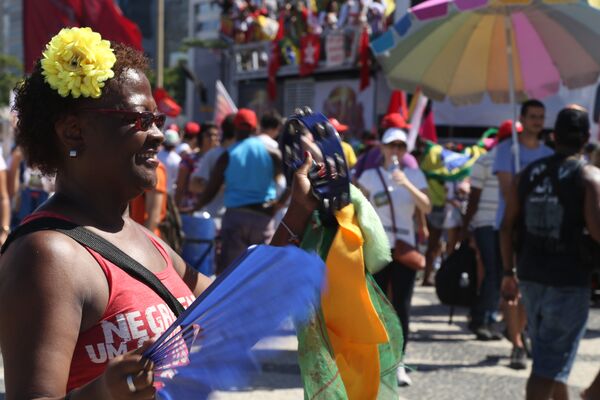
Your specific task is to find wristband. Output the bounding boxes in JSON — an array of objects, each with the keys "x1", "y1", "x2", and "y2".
[
  {"x1": 280, "y1": 219, "x2": 301, "y2": 246},
  {"x1": 503, "y1": 268, "x2": 516, "y2": 277}
]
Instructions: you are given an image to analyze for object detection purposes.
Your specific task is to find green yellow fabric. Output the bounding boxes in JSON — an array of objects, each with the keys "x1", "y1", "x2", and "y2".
[
  {"x1": 420, "y1": 141, "x2": 487, "y2": 183},
  {"x1": 322, "y1": 204, "x2": 387, "y2": 400},
  {"x1": 349, "y1": 184, "x2": 391, "y2": 275},
  {"x1": 297, "y1": 199, "x2": 402, "y2": 400}
]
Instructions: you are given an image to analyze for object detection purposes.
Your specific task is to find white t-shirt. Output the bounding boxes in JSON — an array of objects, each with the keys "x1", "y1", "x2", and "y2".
[
  {"x1": 258, "y1": 133, "x2": 279, "y2": 151},
  {"x1": 191, "y1": 146, "x2": 227, "y2": 220},
  {"x1": 157, "y1": 149, "x2": 182, "y2": 195},
  {"x1": 175, "y1": 142, "x2": 192, "y2": 156},
  {"x1": 470, "y1": 149, "x2": 499, "y2": 228},
  {"x1": 359, "y1": 166, "x2": 428, "y2": 247}
]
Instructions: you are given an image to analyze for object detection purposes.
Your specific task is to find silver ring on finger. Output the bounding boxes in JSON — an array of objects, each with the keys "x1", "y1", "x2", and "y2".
[{"x1": 126, "y1": 374, "x2": 137, "y2": 393}]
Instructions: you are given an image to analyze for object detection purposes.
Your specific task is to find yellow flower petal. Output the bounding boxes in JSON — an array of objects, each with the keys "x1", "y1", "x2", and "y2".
[{"x1": 41, "y1": 27, "x2": 116, "y2": 98}]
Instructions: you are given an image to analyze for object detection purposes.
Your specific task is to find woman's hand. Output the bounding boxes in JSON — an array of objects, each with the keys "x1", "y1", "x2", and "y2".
[
  {"x1": 97, "y1": 341, "x2": 156, "y2": 400},
  {"x1": 288, "y1": 152, "x2": 319, "y2": 216},
  {"x1": 392, "y1": 169, "x2": 410, "y2": 187}
]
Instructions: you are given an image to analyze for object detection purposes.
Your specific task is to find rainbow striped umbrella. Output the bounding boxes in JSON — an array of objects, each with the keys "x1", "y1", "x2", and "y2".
[
  {"x1": 371, "y1": 0, "x2": 600, "y2": 169},
  {"x1": 372, "y1": 0, "x2": 600, "y2": 105}
]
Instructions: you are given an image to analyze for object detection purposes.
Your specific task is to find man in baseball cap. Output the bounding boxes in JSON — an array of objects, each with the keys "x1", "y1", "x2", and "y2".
[{"x1": 196, "y1": 107, "x2": 289, "y2": 274}]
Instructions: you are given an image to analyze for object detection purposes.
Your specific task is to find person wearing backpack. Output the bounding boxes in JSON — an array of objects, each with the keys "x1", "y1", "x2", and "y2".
[{"x1": 500, "y1": 106, "x2": 600, "y2": 400}]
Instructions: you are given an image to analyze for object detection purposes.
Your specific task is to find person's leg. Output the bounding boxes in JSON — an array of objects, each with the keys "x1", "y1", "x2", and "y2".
[
  {"x1": 391, "y1": 263, "x2": 417, "y2": 353},
  {"x1": 218, "y1": 209, "x2": 251, "y2": 274},
  {"x1": 470, "y1": 226, "x2": 502, "y2": 339},
  {"x1": 423, "y1": 222, "x2": 442, "y2": 286},
  {"x1": 582, "y1": 369, "x2": 600, "y2": 400},
  {"x1": 446, "y1": 227, "x2": 461, "y2": 256},
  {"x1": 551, "y1": 382, "x2": 569, "y2": 400},
  {"x1": 247, "y1": 211, "x2": 276, "y2": 247},
  {"x1": 526, "y1": 375, "x2": 561, "y2": 400},
  {"x1": 373, "y1": 259, "x2": 393, "y2": 302},
  {"x1": 521, "y1": 282, "x2": 590, "y2": 399}
]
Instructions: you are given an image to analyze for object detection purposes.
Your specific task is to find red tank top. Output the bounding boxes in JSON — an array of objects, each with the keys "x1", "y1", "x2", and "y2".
[{"x1": 22, "y1": 212, "x2": 196, "y2": 392}]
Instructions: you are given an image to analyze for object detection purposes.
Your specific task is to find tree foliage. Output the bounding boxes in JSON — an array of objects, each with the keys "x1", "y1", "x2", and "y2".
[{"x1": 0, "y1": 54, "x2": 22, "y2": 106}]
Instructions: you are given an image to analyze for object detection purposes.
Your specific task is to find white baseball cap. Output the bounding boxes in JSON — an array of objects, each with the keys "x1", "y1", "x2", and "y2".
[
  {"x1": 381, "y1": 128, "x2": 408, "y2": 144},
  {"x1": 163, "y1": 129, "x2": 181, "y2": 146}
]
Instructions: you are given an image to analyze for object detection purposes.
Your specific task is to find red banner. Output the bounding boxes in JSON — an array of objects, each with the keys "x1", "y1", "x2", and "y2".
[
  {"x1": 359, "y1": 27, "x2": 371, "y2": 92},
  {"x1": 267, "y1": 13, "x2": 285, "y2": 101},
  {"x1": 299, "y1": 34, "x2": 321, "y2": 77},
  {"x1": 24, "y1": 0, "x2": 142, "y2": 73}
]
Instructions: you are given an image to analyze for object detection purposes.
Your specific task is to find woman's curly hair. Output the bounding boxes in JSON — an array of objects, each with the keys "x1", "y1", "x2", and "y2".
[{"x1": 13, "y1": 43, "x2": 149, "y2": 175}]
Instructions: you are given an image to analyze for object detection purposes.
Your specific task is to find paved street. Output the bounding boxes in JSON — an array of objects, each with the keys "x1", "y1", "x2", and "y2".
[{"x1": 0, "y1": 286, "x2": 598, "y2": 399}]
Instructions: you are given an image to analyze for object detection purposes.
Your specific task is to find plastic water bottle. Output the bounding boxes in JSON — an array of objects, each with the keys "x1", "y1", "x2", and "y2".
[
  {"x1": 390, "y1": 154, "x2": 401, "y2": 171},
  {"x1": 459, "y1": 272, "x2": 470, "y2": 288}
]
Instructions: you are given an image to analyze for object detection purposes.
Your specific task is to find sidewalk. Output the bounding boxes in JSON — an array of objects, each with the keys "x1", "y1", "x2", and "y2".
[{"x1": 0, "y1": 286, "x2": 598, "y2": 399}]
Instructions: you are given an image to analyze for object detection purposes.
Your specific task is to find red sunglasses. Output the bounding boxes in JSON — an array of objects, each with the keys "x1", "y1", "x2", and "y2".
[{"x1": 80, "y1": 108, "x2": 166, "y2": 131}]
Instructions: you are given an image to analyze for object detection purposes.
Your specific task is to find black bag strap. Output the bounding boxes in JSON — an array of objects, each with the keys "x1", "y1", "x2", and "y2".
[
  {"x1": 2, "y1": 217, "x2": 185, "y2": 317},
  {"x1": 375, "y1": 166, "x2": 398, "y2": 236}
]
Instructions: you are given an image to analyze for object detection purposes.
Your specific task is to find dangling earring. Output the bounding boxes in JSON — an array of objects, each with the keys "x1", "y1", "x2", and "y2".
[{"x1": 69, "y1": 149, "x2": 77, "y2": 158}]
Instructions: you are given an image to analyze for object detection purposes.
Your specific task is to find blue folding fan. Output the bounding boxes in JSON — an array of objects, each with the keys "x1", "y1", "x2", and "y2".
[{"x1": 143, "y1": 245, "x2": 325, "y2": 399}]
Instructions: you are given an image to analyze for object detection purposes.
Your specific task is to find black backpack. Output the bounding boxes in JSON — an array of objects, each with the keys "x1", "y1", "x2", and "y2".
[{"x1": 435, "y1": 241, "x2": 478, "y2": 312}]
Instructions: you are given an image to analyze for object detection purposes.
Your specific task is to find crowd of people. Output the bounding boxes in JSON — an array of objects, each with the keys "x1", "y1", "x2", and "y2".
[
  {"x1": 219, "y1": 0, "x2": 394, "y2": 45},
  {"x1": 82, "y1": 95, "x2": 600, "y2": 397},
  {"x1": 1, "y1": 25, "x2": 600, "y2": 400}
]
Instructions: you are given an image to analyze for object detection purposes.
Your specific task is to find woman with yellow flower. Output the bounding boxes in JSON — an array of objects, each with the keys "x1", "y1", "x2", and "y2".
[{"x1": 0, "y1": 27, "x2": 318, "y2": 400}]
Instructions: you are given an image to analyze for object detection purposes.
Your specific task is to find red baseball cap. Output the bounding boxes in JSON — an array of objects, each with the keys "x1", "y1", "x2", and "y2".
[
  {"x1": 234, "y1": 108, "x2": 258, "y2": 131},
  {"x1": 497, "y1": 120, "x2": 523, "y2": 141},
  {"x1": 184, "y1": 121, "x2": 201, "y2": 135},
  {"x1": 381, "y1": 112, "x2": 410, "y2": 129},
  {"x1": 328, "y1": 118, "x2": 349, "y2": 133},
  {"x1": 167, "y1": 123, "x2": 180, "y2": 132}
]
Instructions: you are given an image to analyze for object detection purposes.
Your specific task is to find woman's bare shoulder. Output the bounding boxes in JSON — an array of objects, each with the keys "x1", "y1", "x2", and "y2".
[{"x1": 0, "y1": 230, "x2": 102, "y2": 299}]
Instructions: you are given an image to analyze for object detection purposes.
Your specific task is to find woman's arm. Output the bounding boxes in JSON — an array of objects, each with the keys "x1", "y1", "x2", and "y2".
[
  {"x1": 168, "y1": 246, "x2": 212, "y2": 297},
  {"x1": 0, "y1": 233, "x2": 154, "y2": 400},
  {"x1": 0, "y1": 170, "x2": 11, "y2": 244},
  {"x1": 270, "y1": 152, "x2": 318, "y2": 247},
  {"x1": 393, "y1": 169, "x2": 432, "y2": 214},
  {"x1": 174, "y1": 165, "x2": 190, "y2": 209},
  {"x1": 6, "y1": 148, "x2": 22, "y2": 200}
]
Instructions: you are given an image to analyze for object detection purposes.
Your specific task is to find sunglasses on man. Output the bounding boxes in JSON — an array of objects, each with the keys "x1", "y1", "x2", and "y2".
[{"x1": 79, "y1": 108, "x2": 166, "y2": 131}]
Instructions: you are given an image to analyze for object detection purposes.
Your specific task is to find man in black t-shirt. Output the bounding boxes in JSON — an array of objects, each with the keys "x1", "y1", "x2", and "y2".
[{"x1": 500, "y1": 106, "x2": 600, "y2": 400}]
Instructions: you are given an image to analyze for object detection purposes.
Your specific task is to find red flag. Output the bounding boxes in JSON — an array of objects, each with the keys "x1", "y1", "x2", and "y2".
[
  {"x1": 359, "y1": 26, "x2": 371, "y2": 91},
  {"x1": 153, "y1": 88, "x2": 181, "y2": 118},
  {"x1": 387, "y1": 90, "x2": 408, "y2": 120},
  {"x1": 420, "y1": 107, "x2": 438, "y2": 143},
  {"x1": 299, "y1": 34, "x2": 321, "y2": 77},
  {"x1": 267, "y1": 12, "x2": 285, "y2": 101},
  {"x1": 214, "y1": 80, "x2": 238, "y2": 127},
  {"x1": 79, "y1": 0, "x2": 142, "y2": 50},
  {"x1": 24, "y1": 0, "x2": 142, "y2": 73}
]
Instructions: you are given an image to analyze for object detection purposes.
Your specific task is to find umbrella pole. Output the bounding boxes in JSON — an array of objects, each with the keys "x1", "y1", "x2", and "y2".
[{"x1": 504, "y1": 13, "x2": 521, "y2": 173}]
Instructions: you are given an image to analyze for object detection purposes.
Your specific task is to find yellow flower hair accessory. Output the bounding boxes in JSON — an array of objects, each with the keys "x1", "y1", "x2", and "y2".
[{"x1": 41, "y1": 27, "x2": 116, "y2": 99}]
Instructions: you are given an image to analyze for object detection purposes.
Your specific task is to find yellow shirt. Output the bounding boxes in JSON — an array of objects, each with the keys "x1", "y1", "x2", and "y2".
[{"x1": 341, "y1": 141, "x2": 357, "y2": 168}]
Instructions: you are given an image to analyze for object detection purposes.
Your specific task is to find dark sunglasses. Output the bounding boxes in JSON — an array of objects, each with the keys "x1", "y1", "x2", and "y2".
[{"x1": 79, "y1": 108, "x2": 166, "y2": 131}]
